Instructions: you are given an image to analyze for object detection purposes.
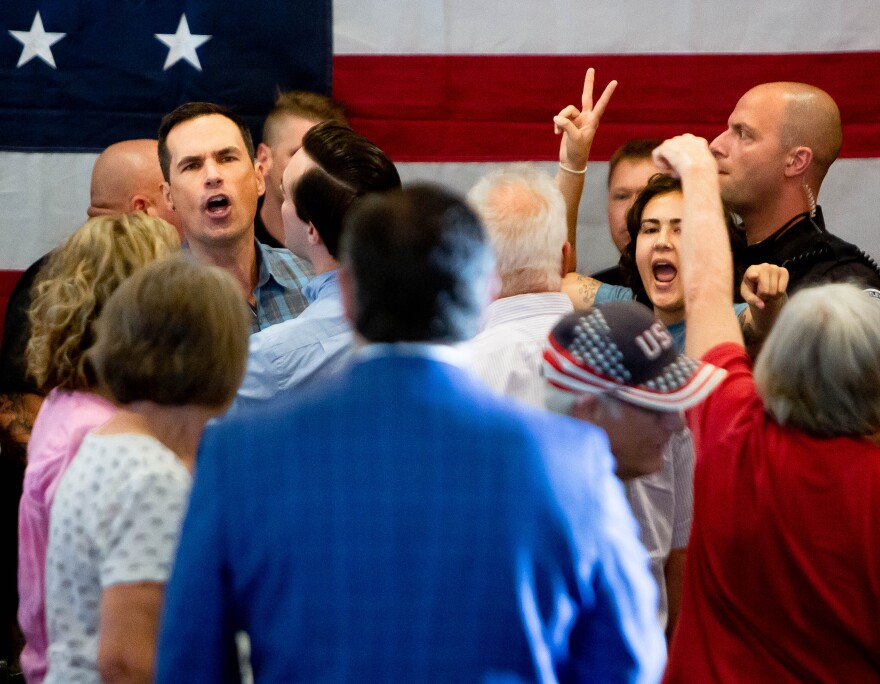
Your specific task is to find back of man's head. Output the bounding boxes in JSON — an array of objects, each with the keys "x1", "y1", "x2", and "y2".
[
  {"x1": 262, "y1": 90, "x2": 348, "y2": 146},
  {"x1": 158, "y1": 102, "x2": 255, "y2": 181},
  {"x1": 468, "y1": 165, "x2": 567, "y2": 297},
  {"x1": 293, "y1": 122, "x2": 401, "y2": 258},
  {"x1": 773, "y1": 82, "x2": 842, "y2": 186},
  {"x1": 341, "y1": 184, "x2": 495, "y2": 344},
  {"x1": 88, "y1": 139, "x2": 180, "y2": 232}
]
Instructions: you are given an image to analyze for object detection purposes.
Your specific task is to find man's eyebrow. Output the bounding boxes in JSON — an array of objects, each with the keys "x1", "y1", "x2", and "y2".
[
  {"x1": 216, "y1": 146, "x2": 242, "y2": 156},
  {"x1": 176, "y1": 154, "x2": 203, "y2": 169}
]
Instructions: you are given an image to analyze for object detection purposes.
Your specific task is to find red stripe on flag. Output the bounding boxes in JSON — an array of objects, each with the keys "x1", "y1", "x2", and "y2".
[
  {"x1": 0, "y1": 270, "x2": 25, "y2": 341},
  {"x1": 334, "y1": 53, "x2": 880, "y2": 161}
]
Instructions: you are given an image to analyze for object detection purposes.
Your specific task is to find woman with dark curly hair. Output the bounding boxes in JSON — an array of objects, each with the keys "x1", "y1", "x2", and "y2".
[
  {"x1": 17, "y1": 212, "x2": 178, "y2": 684},
  {"x1": 619, "y1": 173, "x2": 754, "y2": 351},
  {"x1": 561, "y1": 175, "x2": 779, "y2": 356},
  {"x1": 587, "y1": 173, "x2": 788, "y2": 641}
]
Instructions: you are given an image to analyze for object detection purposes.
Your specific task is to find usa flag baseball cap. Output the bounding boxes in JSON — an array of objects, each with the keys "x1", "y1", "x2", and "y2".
[{"x1": 543, "y1": 301, "x2": 727, "y2": 411}]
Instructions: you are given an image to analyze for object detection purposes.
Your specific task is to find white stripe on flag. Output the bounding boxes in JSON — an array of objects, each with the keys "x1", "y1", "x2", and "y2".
[
  {"x1": 333, "y1": 0, "x2": 880, "y2": 54},
  {"x1": 1, "y1": 151, "x2": 98, "y2": 270}
]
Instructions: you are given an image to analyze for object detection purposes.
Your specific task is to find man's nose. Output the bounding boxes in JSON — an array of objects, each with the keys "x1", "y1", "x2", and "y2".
[
  {"x1": 204, "y1": 159, "x2": 223, "y2": 185},
  {"x1": 709, "y1": 131, "x2": 727, "y2": 159}
]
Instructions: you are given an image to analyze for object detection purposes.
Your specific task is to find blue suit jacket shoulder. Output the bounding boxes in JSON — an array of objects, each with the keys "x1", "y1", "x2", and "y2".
[{"x1": 158, "y1": 354, "x2": 665, "y2": 683}]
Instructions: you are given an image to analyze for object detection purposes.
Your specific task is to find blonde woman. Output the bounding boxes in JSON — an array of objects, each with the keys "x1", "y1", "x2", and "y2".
[
  {"x1": 44, "y1": 256, "x2": 249, "y2": 683},
  {"x1": 17, "y1": 213, "x2": 178, "y2": 684}
]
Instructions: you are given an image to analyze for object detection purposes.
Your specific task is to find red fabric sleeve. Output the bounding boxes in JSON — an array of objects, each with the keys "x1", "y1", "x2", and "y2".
[{"x1": 686, "y1": 342, "x2": 764, "y2": 465}]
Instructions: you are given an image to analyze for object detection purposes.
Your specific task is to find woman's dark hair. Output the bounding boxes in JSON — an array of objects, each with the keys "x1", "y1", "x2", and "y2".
[{"x1": 619, "y1": 173, "x2": 746, "y2": 306}]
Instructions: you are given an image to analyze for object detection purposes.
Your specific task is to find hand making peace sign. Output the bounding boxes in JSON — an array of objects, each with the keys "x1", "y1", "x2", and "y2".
[{"x1": 554, "y1": 68, "x2": 618, "y2": 172}]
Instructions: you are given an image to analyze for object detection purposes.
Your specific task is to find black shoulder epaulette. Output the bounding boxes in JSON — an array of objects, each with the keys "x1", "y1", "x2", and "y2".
[{"x1": 781, "y1": 238, "x2": 880, "y2": 288}]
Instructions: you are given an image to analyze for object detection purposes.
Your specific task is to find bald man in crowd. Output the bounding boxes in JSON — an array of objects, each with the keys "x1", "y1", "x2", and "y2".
[
  {"x1": 86, "y1": 139, "x2": 181, "y2": 236},
  {"x1": 711, "y1": 82, "x2": 880, "y2": 291},
  {"x1": 1, "y1": 137, "x2": 179, "y2": 461},
  {"x1": 2, "y1": 139, "x2": 178, "y2": 456}
]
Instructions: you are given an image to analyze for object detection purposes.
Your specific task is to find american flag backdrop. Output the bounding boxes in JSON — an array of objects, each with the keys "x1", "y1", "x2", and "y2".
[{"x1": 2, "y1": 0, "x2": 879, "y2": 316}]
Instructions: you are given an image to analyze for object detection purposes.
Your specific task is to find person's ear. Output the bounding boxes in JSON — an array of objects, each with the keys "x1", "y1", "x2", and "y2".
[
  {"x1": 254, "y1": 160, "x2": 266, "y2": 197},
  {"x1": 561, "y1": 240, "x2": 573, "y2": 276},
  {"x1": 256, "y1": 142, "x2": 272, "y2": 175},
  {"x1": 130, "y1": 195, "x2": 149, "y2": 212},
  {"x1": 486, "y1": 271, "x2": 502, "y2": 304},
  {"x1": 162, "y1": 182, "x2": 175, "y2": 211},
  {"x1": 570, "y1": 393, "x2": 601, "y2": 423},
  {"x1": 784, "y1": 146, "x2": 813, "y2": 178},
  {"x1": 307, "y1": 222, "x2": 323, "y2": 247}
]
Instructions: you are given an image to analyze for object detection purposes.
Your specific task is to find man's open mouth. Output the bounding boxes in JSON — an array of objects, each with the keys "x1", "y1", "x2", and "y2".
[{"x1": 205, "y1": 194, "x2": 230, "y2": 215}]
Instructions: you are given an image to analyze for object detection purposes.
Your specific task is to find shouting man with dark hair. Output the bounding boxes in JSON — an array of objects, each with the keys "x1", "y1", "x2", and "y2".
[{"x1": 158, "y1": 102, "x2": 312, "y2": 333}]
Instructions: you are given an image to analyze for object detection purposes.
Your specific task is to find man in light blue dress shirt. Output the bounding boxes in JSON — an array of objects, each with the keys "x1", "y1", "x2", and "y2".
[{"x1": 229, "y1": 122, "x2": 401, "y2": 415}]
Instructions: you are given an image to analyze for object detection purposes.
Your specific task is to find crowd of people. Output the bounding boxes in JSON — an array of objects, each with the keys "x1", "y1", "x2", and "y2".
[{"x1": 1, "y1": 66, "x2": 879, "y2": 683}]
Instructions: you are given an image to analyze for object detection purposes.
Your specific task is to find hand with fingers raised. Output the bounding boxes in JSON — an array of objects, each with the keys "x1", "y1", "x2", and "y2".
[{"x1": 554, "y1": 67, "x2": 618, "y2": 174}]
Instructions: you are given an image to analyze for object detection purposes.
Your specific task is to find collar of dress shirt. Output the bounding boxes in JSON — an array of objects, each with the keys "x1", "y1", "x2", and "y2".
[
  {"x1": 355, "y1": 341, "x2": 468, "y2": 368},
  {"x1": 481, "y1": 291, "x2": 573, "y2": 330},
  {"x1": 303, "y1": 268, "x2": 339, "y2": 304}
]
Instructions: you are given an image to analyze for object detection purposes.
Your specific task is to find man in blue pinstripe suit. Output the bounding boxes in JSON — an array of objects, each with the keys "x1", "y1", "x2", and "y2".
[{"x1": 157, "y1": 185, "x2": 665, "y2": 683}]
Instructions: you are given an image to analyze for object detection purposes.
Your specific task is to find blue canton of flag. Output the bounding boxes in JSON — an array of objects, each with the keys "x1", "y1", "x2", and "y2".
[{"x1": 0, "y1": 1, "x2": 332, "y2": 151}]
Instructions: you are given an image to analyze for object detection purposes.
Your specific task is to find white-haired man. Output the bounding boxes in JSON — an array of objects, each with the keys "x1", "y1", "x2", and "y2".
[{"x1": 467, "y1": 165, "x2": 574, "y2": 407}]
